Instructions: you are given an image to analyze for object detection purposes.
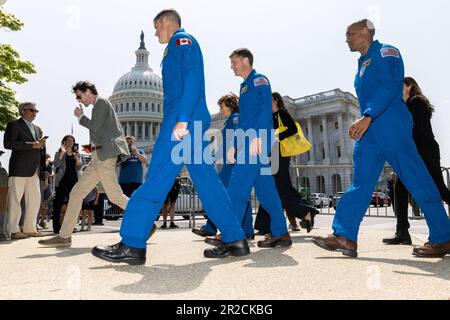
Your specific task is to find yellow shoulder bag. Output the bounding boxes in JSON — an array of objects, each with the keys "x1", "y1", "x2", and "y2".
[{"x1": 276, "y1": 115, "x2": 312, "y2": 157}]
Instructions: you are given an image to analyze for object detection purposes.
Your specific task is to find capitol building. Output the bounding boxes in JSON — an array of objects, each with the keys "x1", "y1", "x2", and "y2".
[{"x1": 109, "y1": 32, "x2": 163, "y2": 161}]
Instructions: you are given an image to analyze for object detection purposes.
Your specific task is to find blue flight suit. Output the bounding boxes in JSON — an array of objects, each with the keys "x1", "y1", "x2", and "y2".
[
  {"x1": 332, "y1": 40, "x2": 450, "y2": 243},
  {"x1": 202, "y1": 112, "x2": 254, "y2": 237},
  {"x1": 119, "y1": 28, "x2": 245, "y2": 249},
  {"x1": 226, "y1": 70, "x2": 288, "y2": 238}
]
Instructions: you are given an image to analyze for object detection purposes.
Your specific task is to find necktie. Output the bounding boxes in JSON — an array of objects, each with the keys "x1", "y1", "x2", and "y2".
[{"x1": 28, "y1": 123, "x2": 37, "y2": 140}]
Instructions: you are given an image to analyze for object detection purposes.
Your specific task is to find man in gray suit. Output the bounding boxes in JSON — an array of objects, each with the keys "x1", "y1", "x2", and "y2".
[{"x1": 40, "y1": 81, "x2": 132, "y2": 246}]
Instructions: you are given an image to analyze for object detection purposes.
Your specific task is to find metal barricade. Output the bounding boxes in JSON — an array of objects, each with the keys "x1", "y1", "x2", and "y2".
[
  {"x1": 175, "y1": 176, "x2": 203, "y2": 229},
  {"x1": 103, "y1": 197, "x2": 124, "y2": 220},
  {"x1": 291, "y1": 164, "x2": 408, "y2": 219},
  {"x1": 290, "y1": 164, "x2": 450, "y2": 219}
]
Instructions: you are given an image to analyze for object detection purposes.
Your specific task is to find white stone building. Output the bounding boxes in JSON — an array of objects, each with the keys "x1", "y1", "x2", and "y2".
[
  {"x1": 109, "y1": 32, "x2": 163, "y2": 161},
  {"x1": 211, "y1": 88, "x2": 392, "y2": 196}
]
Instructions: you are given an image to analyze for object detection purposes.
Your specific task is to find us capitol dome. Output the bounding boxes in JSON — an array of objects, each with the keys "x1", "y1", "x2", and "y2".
[{"x1": 109, "y1": 31, "x2": 163, "y2": 159}]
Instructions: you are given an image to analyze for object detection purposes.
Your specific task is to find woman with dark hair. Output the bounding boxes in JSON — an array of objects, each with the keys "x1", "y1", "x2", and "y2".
[
  {"x1": 37, "y1": 154, "x2": 54, "y2": 229},
  {"x1": 192, "y1": 93, "x2": 255, "y2": 242},
  {"x1": 383, "y1": 77, "x2": 450, "y2": 245},
  {"x1": 254, "y1": 92, "x2": 319, "y2": 236},
  {"x1": 51, "y1": 135, "x2": 81, "y2": 234}
]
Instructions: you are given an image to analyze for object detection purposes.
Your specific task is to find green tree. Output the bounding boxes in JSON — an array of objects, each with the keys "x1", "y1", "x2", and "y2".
[{"x1": 0, "y1": 6, "x2": 36, "y2": 131}]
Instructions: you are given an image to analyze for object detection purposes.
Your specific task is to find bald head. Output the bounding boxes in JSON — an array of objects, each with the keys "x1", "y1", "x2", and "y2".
[
  {"x1": 346, "y1": 19, "x2": 376, "y2": 54},
  {"x1": 348, "y1": 19, "x2": 376, "y2": 39}
]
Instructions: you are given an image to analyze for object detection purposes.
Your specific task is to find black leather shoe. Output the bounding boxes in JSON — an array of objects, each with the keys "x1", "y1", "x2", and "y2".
[
  {"x1": 257, "y1": 233, "x2": 292, "y2": 248},
  {"x1": 92, "y1": 242, "x2": 146, "y2": 265},
  {"x1": 204, "y1": 239, "x2": 250, "y2": 259},
  {"x1": 382, "y1": 230, "x2": 412, "y2": 245},
  {"x1": 192, "y1": 227, "x2": 216, "y2": 238},
  {"x1": 300, "y1": 211, "x2": 317, "y2": 233},
  {"x1": 205, "y1": 235, "x2": 223, "y2": 247}
]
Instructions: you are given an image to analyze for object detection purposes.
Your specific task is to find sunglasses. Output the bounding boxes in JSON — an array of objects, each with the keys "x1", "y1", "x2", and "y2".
[{"x1": 25, "y1": 109, "x2": 39, "y2": 113}]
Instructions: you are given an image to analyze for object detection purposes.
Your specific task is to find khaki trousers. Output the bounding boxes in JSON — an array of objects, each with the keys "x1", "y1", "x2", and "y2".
[
  {"x1": 59, "y1": 152, "x2": 128, "y2": 238},
  {"x1": 7, "y1": 171, "x2": 41, "y2": 234}
]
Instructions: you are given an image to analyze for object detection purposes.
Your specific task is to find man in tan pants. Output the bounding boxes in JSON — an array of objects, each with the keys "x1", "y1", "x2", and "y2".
[
  {"x1": 4, "y1": 102, "x2": 47, "y2": 239},
  {"x1": 39, "y1": 81, "x2": 131, "y2": 247}
]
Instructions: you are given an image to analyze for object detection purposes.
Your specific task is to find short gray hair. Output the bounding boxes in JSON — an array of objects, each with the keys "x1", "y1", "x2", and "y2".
[
  {"x1": 19, "y1": 102, "x2": 37, "y2": 114},
  {"x1": 153, "y1": 9, "x2": 181, "y2": 27}
]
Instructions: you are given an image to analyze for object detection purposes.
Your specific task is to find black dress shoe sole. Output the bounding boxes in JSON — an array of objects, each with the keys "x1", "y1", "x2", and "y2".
[
  {"x1": 382, "y1": 239, "x2": 412, "y2": 245},
  {"x1": 412, "y1": 250, "x2": 449, "y2": 258},
  {"x1": 91, "y1": 249, "x2": 146, "y2": 266},
  {"x1": 257, "y1": 240, "x2": 292, "y2": 248},
  {"x1": 204, "y1": 248, "x2": 250, "y2": 259},
  {"x1": 311, "y1": 238, "x2": 358, "y2": 258}
]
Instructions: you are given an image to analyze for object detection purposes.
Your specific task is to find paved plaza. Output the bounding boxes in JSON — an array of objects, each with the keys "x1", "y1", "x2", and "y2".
[{"x1": 1, "y1": 213, "x2": 449, "y2": 300}]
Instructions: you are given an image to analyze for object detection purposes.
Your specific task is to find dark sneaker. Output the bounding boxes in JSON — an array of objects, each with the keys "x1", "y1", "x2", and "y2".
[{"x1": 38, "y1": 236, "x2": 72, "y2": 247}]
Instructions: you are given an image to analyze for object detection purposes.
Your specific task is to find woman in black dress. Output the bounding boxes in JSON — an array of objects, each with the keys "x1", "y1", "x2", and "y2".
[
  {"x1": 383, "y1": 77, "x2": 450, "y2": 245},
  {"x1": 52, "y1": 135, "x2": 81, "y2": 234},
  {"x1": 254, "y1": 92, "x2": 319, "y2": 235}
]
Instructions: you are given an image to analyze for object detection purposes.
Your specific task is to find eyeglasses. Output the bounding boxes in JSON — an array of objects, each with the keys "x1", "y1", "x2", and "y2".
[{"x1": 24, "y1": 109, "x2": 39, "y2": 113}]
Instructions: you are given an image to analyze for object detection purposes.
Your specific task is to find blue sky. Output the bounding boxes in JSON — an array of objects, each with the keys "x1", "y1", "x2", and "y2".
[{"x1": 1, "y1": 0, "x2": 450, "y2": 169}]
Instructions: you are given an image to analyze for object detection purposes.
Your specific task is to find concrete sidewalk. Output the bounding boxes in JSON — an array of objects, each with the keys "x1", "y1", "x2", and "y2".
[{"x1": 0, "y1": 216, "x2": 449, "y2": 300}]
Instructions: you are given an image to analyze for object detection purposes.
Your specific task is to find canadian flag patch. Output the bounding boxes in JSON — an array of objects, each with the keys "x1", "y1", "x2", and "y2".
[
  {"x1": 176, "y1": 38, "x2": 192, "y2": 46},
  {"x1": 253, "y1": 77, "x2": 269, "y2": 87},
  {"x1": 380, "y1": 47, "x2": 400, "y2": 58}
]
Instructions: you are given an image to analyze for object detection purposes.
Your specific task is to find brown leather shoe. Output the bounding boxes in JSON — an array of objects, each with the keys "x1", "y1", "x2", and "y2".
[
  {"x1": 312, "y1": 235, "x2": 358, "y2": 258},
  {"x1": 11, "y1": 232, "x2": 30, "y2": 240},
  {"x1": 412, "y1": 241, "x2": 450, "y2": 258},
  {"x1": 38, "y1": 236, "x2": 72, "y2": 247},
  {"x1": 257, "y1": 232, "x2": 292, "y2": 248},
  {"x1": 24, "y1": 232, "x2": 45, "y2": 238}
]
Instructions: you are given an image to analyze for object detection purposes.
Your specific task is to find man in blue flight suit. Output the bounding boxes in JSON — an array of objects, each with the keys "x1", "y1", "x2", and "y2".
[
  {"x1": 312, "y1": 19, "x2": 450, "y2": 258},
  {"x1": 192, "y1": 94, "x2": 255, "y2": 244},
  {"x1": 212, "y1": 48, "x2": 291, "y2": 250},
  {"x1": 91, "y1": 9, "x2": 250, "y2": 265}
]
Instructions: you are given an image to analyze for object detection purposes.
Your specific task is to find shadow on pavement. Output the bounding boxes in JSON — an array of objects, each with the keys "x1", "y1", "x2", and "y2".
[
  {"x1": 18, "y1": 247, "x2": 93, "y2": 259},
  {"x1": 89, "y1": 246, "x2": 299, "y2": 295},
  {"x1": 315, "y1": 256, "x2": 450, "y2": 281}
]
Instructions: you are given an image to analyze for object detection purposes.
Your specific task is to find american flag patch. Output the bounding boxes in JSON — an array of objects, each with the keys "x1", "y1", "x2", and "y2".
[
  {"x1": 254, "y1": 77, "x2": 269, "y2": 87},
  {"x1": 380, "y1": 47, "x2": 400, "y2": 58},
  {"x1": 176, "y1": 38, "x2": 192, "y2": 46}
]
